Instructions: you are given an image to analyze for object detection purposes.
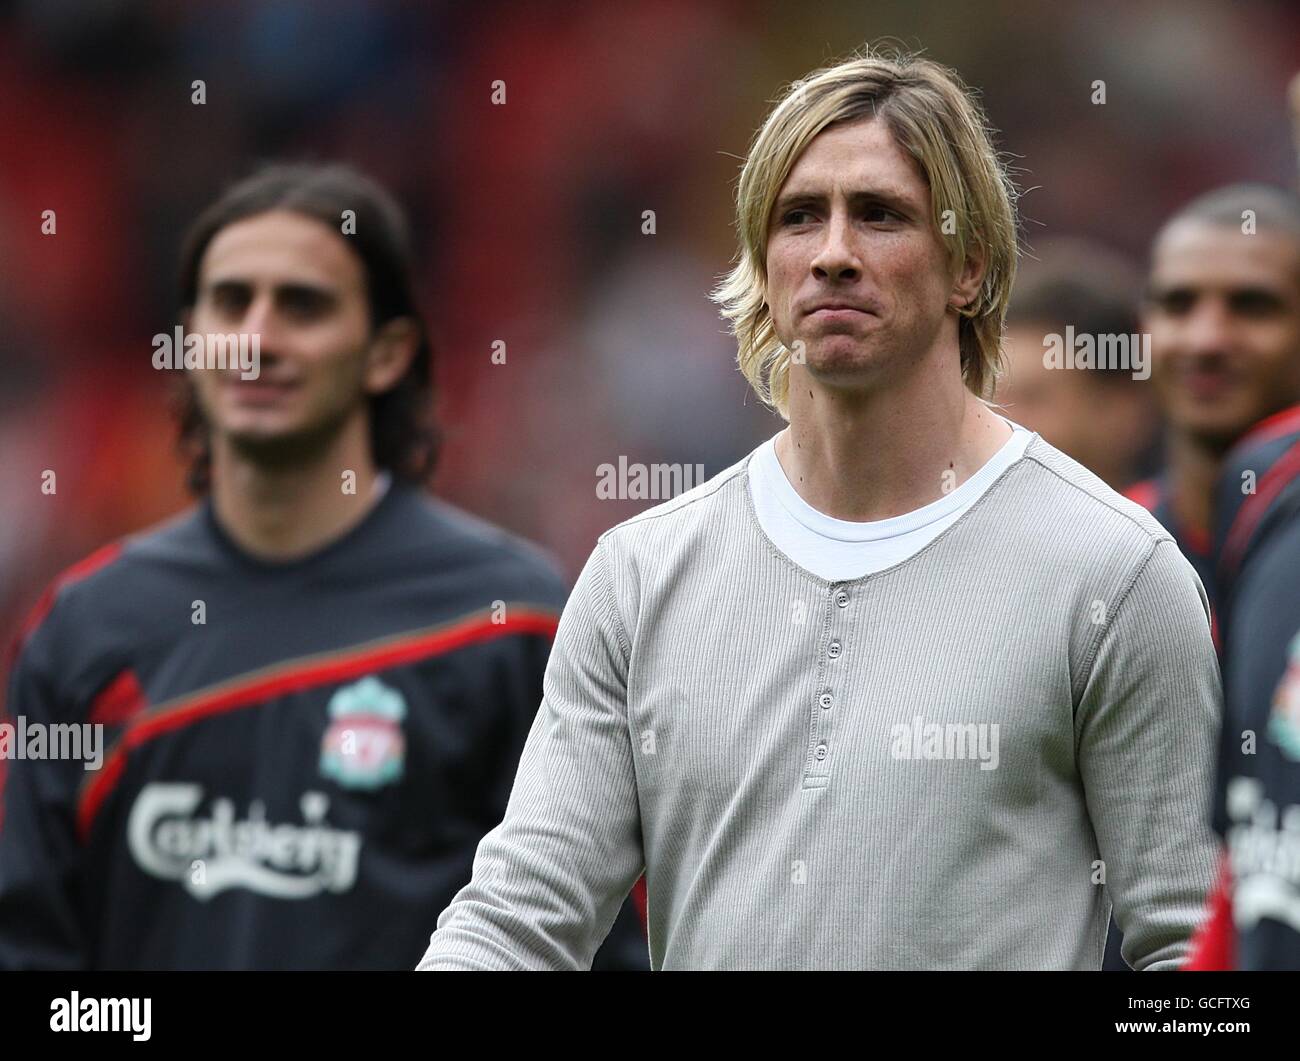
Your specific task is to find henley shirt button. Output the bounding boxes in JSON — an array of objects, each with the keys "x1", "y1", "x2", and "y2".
[
  {"x1": 818, "y1": 692, "x2": 834, "y2": 710},
  {"x1": 814, "y1": 743, "x2": 828, "y2": 760},
  {"x1": 834, "y1": 589, "x2": 850, "y2": 608},
  {"x1": 827, "y1": 640, "x2": 842, "y2": 659}
]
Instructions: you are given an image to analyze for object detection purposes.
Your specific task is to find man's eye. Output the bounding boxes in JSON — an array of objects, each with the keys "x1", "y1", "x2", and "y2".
[
  {"x1": 1231, "y1": 292, "x2": 1282, "y2": 317},
  {"x1": 209, "y1": 290, "x2": 248, "y2": 314},
  {"x1": 864, "y1": 207, "x2": 898, "y2": 223},
  {"x1": 1156, "y1": 291, "x2": 1193, "y2": 315},
  {"x1": 281, "y1": 292, "x2": 328, "y2": 317},
  {"x1": 783, "y1": 210, "x2": 814, "y2": 225}
]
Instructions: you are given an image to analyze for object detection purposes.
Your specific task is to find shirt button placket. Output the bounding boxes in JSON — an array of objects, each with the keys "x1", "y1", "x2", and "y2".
[{"x1": 807, "y1": 585, "x2": 849, "y2": 788}]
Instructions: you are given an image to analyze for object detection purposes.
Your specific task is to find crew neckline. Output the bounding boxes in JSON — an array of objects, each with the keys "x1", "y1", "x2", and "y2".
[
  {"x1": 757, "y1": 417, "x2": 1032, "y2": 544},
  {"x1": 204, "y1": 472, "x2": 402, "y2": 573}
]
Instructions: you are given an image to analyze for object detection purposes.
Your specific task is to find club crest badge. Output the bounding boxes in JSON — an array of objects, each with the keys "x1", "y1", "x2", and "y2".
[
  {"x1": 1268, "y1": 631, "x2": 1300, "y2": 762},
  {"x1": 320, "y1": 676, "x2": 408, "y2": 789}
]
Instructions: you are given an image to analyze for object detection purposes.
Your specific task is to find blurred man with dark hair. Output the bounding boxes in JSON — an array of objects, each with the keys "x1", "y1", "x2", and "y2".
[
  {"x1": 1186, "y1": 181, "x2": 1300, "y2": 970},
  {"x1": 997, "y1": 238, "x2": 1157, "y2": 491},
  {"x1": 0, "y1": 163, "x2": 648, "y2": 970},
  {"x1": 1130, "y1": 183, "x2": 1300, "y2": 600}
]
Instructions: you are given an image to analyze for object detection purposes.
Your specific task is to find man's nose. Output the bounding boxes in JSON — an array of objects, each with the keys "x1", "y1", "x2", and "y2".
[
  {"x1": 811, "y1": 213, "x2": 861, "y2": 282},
  {"x1": 1179, "y1": 298, "x2": 1236, "y2": 358},
  {"x1": 238, "y1": 295, "x2": 285, "y2": 357}
]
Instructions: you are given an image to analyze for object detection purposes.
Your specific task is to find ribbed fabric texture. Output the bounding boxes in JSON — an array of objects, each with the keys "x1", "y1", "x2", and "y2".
[{"x1": 418, "y1": 435, "x2": 1221, "y2": 970}]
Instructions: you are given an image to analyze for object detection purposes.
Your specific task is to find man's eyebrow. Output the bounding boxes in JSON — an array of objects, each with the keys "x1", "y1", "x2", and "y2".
[
  {"x1": 202, "y1": 277, "x2": 251, "y2": 293},
  {"x1": 274, "y1": 281, "x2": 338, "y2": 301},
  {"x1": 772, "y1": 187, "x2": 921, "y2": 215},
  {"x1": 1143, "y1": 277, "x2": 1208, "y2": 302},
  {"x1": 1144, "y1": 281, "x2": 1285, "y2": 301},
  {"x1": 201, "y1": 277, "x2": 338, "y2": 299},
  {"x1": 1142, "y1": 281, "x2": 1185, "y2": 300},
  {"x1": 1228, "y1": 283, "x2": 1286, "y2": 298}
]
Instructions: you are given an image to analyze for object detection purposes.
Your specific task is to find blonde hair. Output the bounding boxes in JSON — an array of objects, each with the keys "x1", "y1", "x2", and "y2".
[{"x1": 712, "y1": 46, "x2": 1019, "y2": 418}]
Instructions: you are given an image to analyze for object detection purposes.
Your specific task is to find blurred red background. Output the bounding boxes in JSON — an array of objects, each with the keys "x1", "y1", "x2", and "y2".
[{"x1": 2, "y1": 0, "x2": 1299, "y2": 668}]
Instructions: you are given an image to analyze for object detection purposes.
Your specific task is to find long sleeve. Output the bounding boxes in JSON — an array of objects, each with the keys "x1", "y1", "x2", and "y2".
[
  {"x1": 0, "y1": 628, "x2": 88, "y2": 970},
  {"x1": 418, "y1": 540, "x2": 645, "y2": 970},
  {"x1": 1075, "y1": 539, "x2": 1221, "y2": 971}
]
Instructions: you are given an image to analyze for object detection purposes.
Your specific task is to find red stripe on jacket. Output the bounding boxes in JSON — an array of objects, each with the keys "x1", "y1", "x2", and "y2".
[
  {"x1": 1221, "y1": 438, "x2": 1300, "y2": 578},
  {"x1": 1233, "y1": 403, "x2": 1300, "y2": 454},
  {"x1": 6, "y1": 542, "x2": 124, "y2": 676},
  {"x1": 75, "y1": 608, "x2": 560, "y2": 839}
]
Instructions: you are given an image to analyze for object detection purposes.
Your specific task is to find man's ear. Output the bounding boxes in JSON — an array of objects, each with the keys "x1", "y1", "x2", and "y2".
[
  {"x1": 364, "y1": 317, "x2": 419, "y2": 395},
  {"x1": 950, "y1": 243, "x2": 987, "y2": 311}
]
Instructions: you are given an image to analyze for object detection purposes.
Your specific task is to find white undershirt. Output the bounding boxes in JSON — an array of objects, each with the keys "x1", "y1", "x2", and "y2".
[{"x1": 748, "y1": 417, "x2": 1033, "y2": 581}]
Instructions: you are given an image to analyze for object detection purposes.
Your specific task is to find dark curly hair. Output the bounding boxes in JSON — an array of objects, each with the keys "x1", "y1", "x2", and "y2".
[{"x1": 175, "y1": 162, "x2": 438, "y2": 494}]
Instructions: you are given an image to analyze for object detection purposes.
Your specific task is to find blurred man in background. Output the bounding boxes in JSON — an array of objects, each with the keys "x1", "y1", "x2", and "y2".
[
  {"x1": 1187, "y1": 181, "x2": 1300, "y2": 970},
  {"x1": 0, "y1": 163, "x2": 648, "y2": 970},
  {"x1": 1186, "y1": 401, "x2": 1300, "y2": 969},
  {"x1": 996, "y1": 238, "x2": 1156, "y2": 492},
  {"x1": 1129, "y1": 184, "x2": 1300, "y2": 600}
]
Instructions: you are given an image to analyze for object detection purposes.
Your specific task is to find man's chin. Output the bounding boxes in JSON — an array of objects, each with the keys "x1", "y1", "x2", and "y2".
[
  {"x1": 219, "y1": 416, "x2": 350, "y2": 470},
  {"x1": 799, "y1": 343, "x2": 893, "y2": 384},
  {"x1": 1178, "y1": 406, "x2": 1267, "y2": 454}
]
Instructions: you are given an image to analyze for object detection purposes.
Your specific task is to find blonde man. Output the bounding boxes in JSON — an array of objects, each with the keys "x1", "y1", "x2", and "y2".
[{"x1": 419, "y1": 47, "x2": 1219, "y2": 970}]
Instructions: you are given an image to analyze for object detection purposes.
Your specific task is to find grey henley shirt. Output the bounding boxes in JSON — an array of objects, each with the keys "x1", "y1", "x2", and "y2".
[{"x1": 418, "y1": 434, "x2": 1221, "y2": 970}]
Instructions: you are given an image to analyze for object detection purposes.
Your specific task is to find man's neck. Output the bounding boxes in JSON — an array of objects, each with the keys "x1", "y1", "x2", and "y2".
[
  {"x1": 776, "y1": 358, "x2": 1012, "y2": 523},
  {"x1": 209, "y1": 418, "x2": 386, "y2": 561},
  {"x1": 1163, "y1": 431, "x2": 1226, "y2": 540}
]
